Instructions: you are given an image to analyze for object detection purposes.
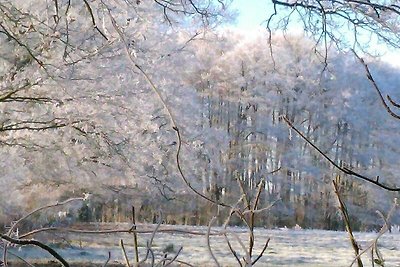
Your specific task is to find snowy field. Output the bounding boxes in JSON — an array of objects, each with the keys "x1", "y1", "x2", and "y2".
[{"x1": 7, "y1": 224, "x2": 400, "y2": 266}]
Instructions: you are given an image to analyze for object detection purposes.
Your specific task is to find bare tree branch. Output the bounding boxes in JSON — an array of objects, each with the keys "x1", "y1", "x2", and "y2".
[
  {"x1": 352, "y1": 50, "x2": 400, "y2": 120},
  {"x1": 281, "y1": 115, "x2": 400, "y2": 191},
  {"x1": 0, "y1": 234, "x2": 69, "y2": 267},
  {"x1": 333, "y1": 177, "x2": 363, "y2": 267}
]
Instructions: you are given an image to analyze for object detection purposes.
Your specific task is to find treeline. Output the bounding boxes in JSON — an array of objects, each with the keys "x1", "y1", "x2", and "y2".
[{"x1": 1, "y1": 1, "x2": 399, "y2": 231}]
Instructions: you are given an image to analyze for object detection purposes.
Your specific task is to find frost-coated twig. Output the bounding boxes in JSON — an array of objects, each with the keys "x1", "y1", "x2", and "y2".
[
  {"x1": 148, "y1": 245, "x2": 156, "y2": 267},
  {"x1": 221, "y1": 183, "x2": 275, "y2": 266},
  {"x1": 19, "y1": 225, "x2": 231, "y2": 239},
  {"x1": 224, "y1": 234, "x2": 242, "y2": 267},
  {"x1": 207, "y1": 217, "x2": 220, "y2": 267},
  {"x1": 349, "y1": 199, "x2": 398, "y2": 267},
  {"x1": 372, "y1": 241, "x2": 384, "y2": 267},
  {"x1": 236, "y1": 177, "x2": 275, "y2": 265},
  {"x1": 137, "y1": 220, "x2": 162, "y2": 266},
  {"x1": 0, "y1": 234, "x2": 69, "y2": 267},
  {"x1": 223, "y1": 195, "x2": 245, "y2": 266},
  {"x1": 333, "y1": 178, "x2": 363, "y2": 267},
  {"x1": 235, "y1": 178, "x2": 255, "y2": 260},
  {"x1": 19, "y1": 226, "x2": 136, "y2": 238},
  {"x1": 7, "y1": 197, "x2": 84, "y2": 236},
  {"x1": 2, "y1": 197, "x2": 84, "y2": 265},
  {"x1": 249, "y1": 179, "x2": 265, "y2": 258},
  {"x1": 148, "y1": 221, "x2": 162, "y2": 249},
  {"x1": 242, "y1": 198, "x2": 280, "y2": 215},
  {"x1": 238, "y1": 179, "x2": 251, "y2": 210},
  {"x1": 230, "y1": 230, "x2": 251, "y2": 267},
  {"x1": 172, "y1": 260, "x2": 195, "y2": 266},
  {"x1": 223, "y1": 217, "x2": 251, "y2": 266},
  {"x1": 349, "y1": 224, "x2": 387, "y2": 267}
]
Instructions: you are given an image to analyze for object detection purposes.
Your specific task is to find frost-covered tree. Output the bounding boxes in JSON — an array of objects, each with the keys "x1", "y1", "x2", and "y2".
[
  {"x1": 0, "y1": 0, "x2": 230, "y2": 221},
  {"x1": 181, "y1": 29, "x2": 400, "y2": 228}
]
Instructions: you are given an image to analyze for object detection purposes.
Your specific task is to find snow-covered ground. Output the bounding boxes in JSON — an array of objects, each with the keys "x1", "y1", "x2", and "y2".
[{"x1": 7, "y1": 225, "x2": 400, "y2": 266}]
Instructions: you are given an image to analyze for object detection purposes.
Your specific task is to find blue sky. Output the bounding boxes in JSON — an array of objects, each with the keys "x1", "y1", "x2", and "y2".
[{"x1": 229, "y1": 0, "x2": 271, "y2": 30}]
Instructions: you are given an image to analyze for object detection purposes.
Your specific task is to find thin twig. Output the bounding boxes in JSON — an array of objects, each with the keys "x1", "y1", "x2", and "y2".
[
  {"x1": 206, "y1": 217, "x2": 220, "y2": 267},
  {"x1": 120, "y1": 239, "x2": 131, "y2": 267},
  {"x1": 102, "y1": 251, "x2": 111, "y2": 267},
  {"x1": 0, "y1": 244, "x2": 35, "y2": 267},
  {"x1": 173, "y1": 260, "x2": 195, "y2": 266},
  {"x1": 161, "y1": 246, "x2": 183, "y2": 266},
  {"x1": 8, "y1": 197, "x2": 84, "y2": 235},
  {"x1": 252, "y1": 238, "x2": 270, "y2": 265},
  {"x1": 249, "y1": 179, "x2": 265, "y2": 258},
  {"x1": 83, "y1": 0, "x2": 108, "y2": 40},
  {"x1": 224, "y1": 233, "x2": 242, "y2": 267},
  {"x1": 242, "y1": 198, "x2": 281, "y2": 215},
  {"x1": 332, "y1": 178, "x2": 363, "y2": 267},
  {"x1": 0, "y1": 234, "x2": 69, "y2": 267},
  {"x1": 387, "y1": 95, "x2": 400, "y2": 108},
  {"x1": 132, "y1": 206, "x2": 139, "y2": 264},
  {"x1": 352, "y1": 50, "x2": 400, "y2": 120},
  {"x1": 349, "y1": 199, "x2": 398, "y2": 266},
  {"x1": 282, "y1": 115, "x2": 400, "y2": 191},
  {"x1": 222, "y1": 195, "x2": 245, "y2": 266},
  {"x1": 138, "y1": 220, "x2": 162, "y2": 266},
  {"x1": 266, "y1": 2, "x2": 277, "y2": 69},
  {"x1": 3, "y1": 197, "x2": 84, "y2": 265},
  {"x1": 229, "y1": 230, "x2": 251, "y2": 266},
  {"x1": 19, "y1": 225, "x2": 231, "y2": 239}
]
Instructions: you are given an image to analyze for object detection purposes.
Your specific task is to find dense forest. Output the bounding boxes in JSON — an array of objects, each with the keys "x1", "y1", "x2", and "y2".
[{"x1": 1, "y1": 0, "x2": 400, "y2": 233}]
